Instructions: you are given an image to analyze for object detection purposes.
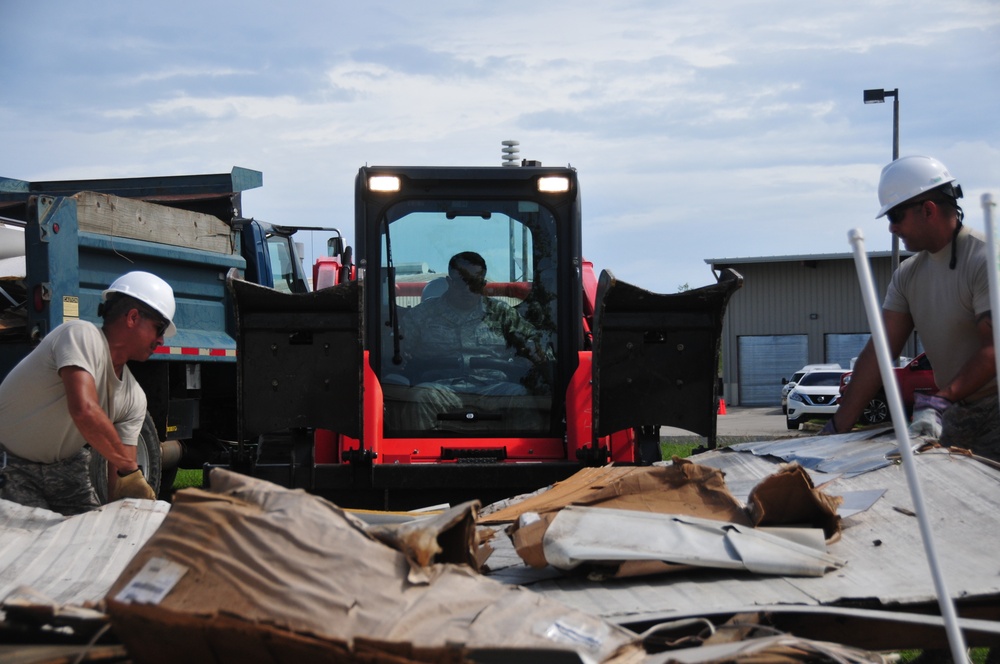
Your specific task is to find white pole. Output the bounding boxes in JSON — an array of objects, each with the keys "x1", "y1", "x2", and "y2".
[
  {"x1": 982, "y1": 194, "x2": 1000, "y2": 386},
  {"x1": 847, "y1": 228, "x2": 969, "y2": 663}
]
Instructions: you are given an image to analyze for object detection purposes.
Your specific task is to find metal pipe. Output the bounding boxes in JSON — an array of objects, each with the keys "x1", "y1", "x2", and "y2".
[
  {"x1": 160, "y1": 439, "x2": 183, "y2": 470},
  {"x1": 982, "y1": 194, "x2": 1000, "y2": 385},
  {"x1": 848, "y1": 227, "x2": 969, "y2": 663},
  {"x1": 891, "y1": 89, "x2": 900, "y2": 273}
]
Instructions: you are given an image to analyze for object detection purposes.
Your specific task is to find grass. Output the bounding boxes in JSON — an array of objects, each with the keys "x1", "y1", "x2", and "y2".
[
  {"x1": 661, "y1": 434, "x2": 800, "y2": 460},
  {"x1": 173, "y1": 468, "x2": 204, "y2": 490}
]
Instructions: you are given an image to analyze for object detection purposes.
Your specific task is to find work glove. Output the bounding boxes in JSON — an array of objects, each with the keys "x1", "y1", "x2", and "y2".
[
  {"x1": 112, "y1": 468, "x2": 157, "y2": 501},
  {"x1": 908, "y1": 393, "x2": 952, "y2": 440}
]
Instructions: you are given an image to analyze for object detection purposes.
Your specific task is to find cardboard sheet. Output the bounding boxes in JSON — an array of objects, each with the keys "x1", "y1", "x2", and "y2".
[
  {"x1": 745, "y1": 463, "x2": 843, "y2": 540},
  {"x1": 104, "y1": 469, "x2": 643, "y2": 664},
  {"x1": 479, "y1": 459, "x2": 750, "y2": 526},
  {"x1": 490, "y1": 460, "x2": 846, "y2": 579},
  {"x1": 538, "y1": 506, "x2": 844, "y2": 577}
]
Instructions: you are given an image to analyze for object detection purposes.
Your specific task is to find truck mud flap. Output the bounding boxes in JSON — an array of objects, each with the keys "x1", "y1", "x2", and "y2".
[
  {"x1": 228, "y1": 273, "x2": 363, "y2": 441},
  {"x1": 592, "y1": 268, "x2": 742, "y2": 448}
]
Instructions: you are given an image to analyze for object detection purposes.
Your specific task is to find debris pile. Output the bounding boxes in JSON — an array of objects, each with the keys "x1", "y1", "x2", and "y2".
[{"x1": 103, "y1": 469, "x2": 644, "y2": 663}]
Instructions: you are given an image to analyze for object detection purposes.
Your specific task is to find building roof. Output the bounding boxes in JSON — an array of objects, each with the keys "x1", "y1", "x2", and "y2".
[{"x1": 704, "y1": 250, "x2": 910, "y2": 266}]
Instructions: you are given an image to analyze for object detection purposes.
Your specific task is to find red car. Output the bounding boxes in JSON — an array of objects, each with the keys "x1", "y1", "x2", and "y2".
[{"x1": 840, "y1": 353, "x2": 937, "y2": 425}]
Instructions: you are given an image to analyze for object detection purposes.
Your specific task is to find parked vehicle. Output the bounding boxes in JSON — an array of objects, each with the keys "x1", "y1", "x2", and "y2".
[
  {"x1": 224, "y1": 161, "x2": 743, "y2": 508},
  {"x1": 0, "y1": 168, "x2": 341, "y2": 499},
  {"x1": 840, "y1": 353, "x2": 937, "y2": 425},
  {"x1": 786, "y1": 369, "x2": 849, "y2": 430},
  {"x1": 781, "y1": 363, "x2": 841, "y2": 414}
]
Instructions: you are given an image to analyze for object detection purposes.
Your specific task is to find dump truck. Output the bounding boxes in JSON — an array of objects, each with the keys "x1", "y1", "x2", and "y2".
[
  {"x1": 226, "y1": 161, "x2": 743, "y2": 508},
  {"x1": 0, "y1": 167, "x2": 341, "y2": 499}
]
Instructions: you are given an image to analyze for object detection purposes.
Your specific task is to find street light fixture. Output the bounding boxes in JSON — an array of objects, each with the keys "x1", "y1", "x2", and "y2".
[{"x1": 864, "y1": 87, "x2": 900, "y2": 271}]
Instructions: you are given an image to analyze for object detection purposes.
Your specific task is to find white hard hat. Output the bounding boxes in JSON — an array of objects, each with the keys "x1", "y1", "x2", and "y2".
[
  {"x1": 102, "y1": 271, "x2": 177, "y2": 337},
  {"x1": 876, "y1": 155, "x2": 959, "y2": 218}
]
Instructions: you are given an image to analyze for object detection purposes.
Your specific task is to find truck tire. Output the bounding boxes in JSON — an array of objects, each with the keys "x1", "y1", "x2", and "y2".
[
  {"x1": 786, "y1": 415, "x2": 800, "y2": 430},
  {"x1": 88, "y1": 412, "x2": 163, "y2": 504}
]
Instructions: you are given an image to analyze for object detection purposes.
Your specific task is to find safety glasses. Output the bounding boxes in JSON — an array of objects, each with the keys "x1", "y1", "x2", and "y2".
[
  {"x1": 887, "y1": 200, "x2": 926, "y2": 226},
  {"x1": 138, "y1": 310, "x2": 169, "y2": 337}
]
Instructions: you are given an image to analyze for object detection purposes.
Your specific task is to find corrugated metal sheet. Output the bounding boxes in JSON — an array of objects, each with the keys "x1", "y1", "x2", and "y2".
[
  {"x1": 0, "y1": 498, "x2": 169, "y2": 607},
  {"x1": 485, "y1": 434, "x2": 1000, "y2": 625}
]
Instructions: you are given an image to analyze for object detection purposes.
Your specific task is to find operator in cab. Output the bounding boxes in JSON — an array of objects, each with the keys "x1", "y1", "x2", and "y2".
[
  {"x1": 386, "y1": 251, "x2": 549, "y2": 431},
  {"x1": 0, "y1": 271, "x2": 174, "y2": 514}
]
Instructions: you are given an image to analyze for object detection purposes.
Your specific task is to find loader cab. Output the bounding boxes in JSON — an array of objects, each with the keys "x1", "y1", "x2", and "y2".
[{"x1": 356, "y1": 166, "x2": 583, "y2": 442}]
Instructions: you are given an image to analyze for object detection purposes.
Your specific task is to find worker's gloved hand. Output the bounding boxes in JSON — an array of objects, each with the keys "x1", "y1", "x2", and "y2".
[
  {"x1": 112, "y1": 468, "x2": 157, "y2": 501},
  {"x1": 819, "y1": 419, "x2": 840, "y2": 435},
  {"x1": 908, "y1": 393, "x2": 952, "y2": 439}
]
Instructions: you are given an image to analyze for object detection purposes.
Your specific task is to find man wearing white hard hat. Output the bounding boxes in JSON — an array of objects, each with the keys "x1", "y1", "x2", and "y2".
[
  {"x1": 824, "y1": 156, "x2": 997, "y2": 460},
  {"x1": 0, "y1": 271, "x2": 175, "y2": 514}
]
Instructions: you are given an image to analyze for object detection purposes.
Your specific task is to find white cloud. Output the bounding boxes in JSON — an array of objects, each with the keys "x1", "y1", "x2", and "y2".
[{"x1": 1, "y1": 0, "x2": 997, "y2": 293}]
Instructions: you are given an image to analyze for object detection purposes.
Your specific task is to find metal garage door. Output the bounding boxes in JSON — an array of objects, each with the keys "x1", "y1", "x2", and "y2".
[
  {"x1": 738, "y1": 335, "x2": 807, "y2": 406},
  {"x1": 825, "y1": 333, "x2": 870, "y2": 370}
]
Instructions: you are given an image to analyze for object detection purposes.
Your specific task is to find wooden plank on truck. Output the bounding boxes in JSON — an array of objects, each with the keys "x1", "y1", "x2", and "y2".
[{"x1": 74, "y1": 191, "x2": 234, "y2": 254}]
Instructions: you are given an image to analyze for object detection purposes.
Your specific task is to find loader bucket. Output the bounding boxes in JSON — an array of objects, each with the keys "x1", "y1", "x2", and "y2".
[
  {"x1": 228, "y1": 273, "x2": 364, "y2": 441},
  {"x1": 592, "y1": 268, "x2": 742, "y2": 449}
]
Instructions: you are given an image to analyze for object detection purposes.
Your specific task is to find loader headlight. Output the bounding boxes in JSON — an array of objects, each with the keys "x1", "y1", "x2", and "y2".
[
  {"x1": 369, "y1": 176, "x2": 401, "y2": 192},
  {"x1": 537, "y1": 176, "x2": 570, "y2": 193}
]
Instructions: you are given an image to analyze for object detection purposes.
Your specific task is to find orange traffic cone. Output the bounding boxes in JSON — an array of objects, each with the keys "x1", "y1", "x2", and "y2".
[{"x1": 717, "y1": 398, "x2": 727, "y2": 415}]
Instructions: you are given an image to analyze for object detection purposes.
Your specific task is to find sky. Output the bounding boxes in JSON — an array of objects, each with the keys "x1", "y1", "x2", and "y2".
[{"x1": 2, "y1": 1, "x2": 998, "y2": 293}]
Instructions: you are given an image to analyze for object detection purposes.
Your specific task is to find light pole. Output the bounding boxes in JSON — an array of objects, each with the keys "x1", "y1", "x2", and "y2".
[{"x1": 864, "y1": 88, "x2": 900, "y2": 271}]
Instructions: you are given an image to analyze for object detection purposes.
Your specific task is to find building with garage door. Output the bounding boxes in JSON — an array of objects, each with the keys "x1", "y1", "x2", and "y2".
[{"x1": 705, "y1": 251, "x2": 920, "y2": 407}]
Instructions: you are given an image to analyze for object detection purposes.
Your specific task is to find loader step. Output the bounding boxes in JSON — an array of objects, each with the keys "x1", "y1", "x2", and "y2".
[{"x1": 441, "y1": 447, "x2": 508, "y2": 463}]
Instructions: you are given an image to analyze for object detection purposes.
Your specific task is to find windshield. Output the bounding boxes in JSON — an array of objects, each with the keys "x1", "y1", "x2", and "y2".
[
  {"x1": 377, "y1": 199, "x2": 558, "y2": 437},
  {"x1": 266, "y1": 233, "x2": 298, "y2": 293},
  {"x1": 798, "y1": 371, "x2": 845, "y2": 387}
]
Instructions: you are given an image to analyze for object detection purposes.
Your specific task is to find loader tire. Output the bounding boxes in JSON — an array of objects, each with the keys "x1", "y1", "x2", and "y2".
[{"x1": 89, "y1": 412, "x2": 163, "y2": 503}]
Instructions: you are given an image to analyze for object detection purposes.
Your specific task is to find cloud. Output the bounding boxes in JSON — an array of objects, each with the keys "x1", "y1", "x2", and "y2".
[{"x1": 1, "y1": 0, "x2": 997, "y2": 294}]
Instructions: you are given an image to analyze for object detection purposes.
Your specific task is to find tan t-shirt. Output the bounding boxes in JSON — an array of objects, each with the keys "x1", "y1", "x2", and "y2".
[
  {"x1": 883, "y1": 225, "x2": 994, "y2": 402},
  {"x1": 0, "y1": 320, "x2": 146, "y2": 462}
]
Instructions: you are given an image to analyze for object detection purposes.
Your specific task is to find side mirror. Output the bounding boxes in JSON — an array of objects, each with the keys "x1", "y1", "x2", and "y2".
[
  {"x1": 781, "y1": 378, "x2": 788, "y2": 385},
  {"x1": 327, "y1": 236, "x2": 344, "y2": 258}
]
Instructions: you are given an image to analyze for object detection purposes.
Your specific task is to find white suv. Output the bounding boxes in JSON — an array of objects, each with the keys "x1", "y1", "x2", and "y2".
[
  {"x1": 786, "y1": 369, "x2": 850, "y2": 430},
  {"x1": 781, "y1": 363, "x2": 841, "y2": 414}
]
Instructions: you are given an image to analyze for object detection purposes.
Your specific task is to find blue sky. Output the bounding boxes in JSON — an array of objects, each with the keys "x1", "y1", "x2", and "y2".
[{"x1": 3, "y1": 1, "x2": 998, "y2": 292}]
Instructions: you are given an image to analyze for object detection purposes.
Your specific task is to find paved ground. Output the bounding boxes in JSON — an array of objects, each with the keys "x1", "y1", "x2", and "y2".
[{"x1": 661, "y1": 405, "x2": 811, "y2": 439}]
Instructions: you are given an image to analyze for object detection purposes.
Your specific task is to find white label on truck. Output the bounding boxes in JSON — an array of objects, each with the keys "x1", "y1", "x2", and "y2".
[
  {"x1": 62, "y1": 296, "x2": 79, "y2": 322},
  {"x1": 115, "y1": 556, "x2": 188, "y2": 605}
]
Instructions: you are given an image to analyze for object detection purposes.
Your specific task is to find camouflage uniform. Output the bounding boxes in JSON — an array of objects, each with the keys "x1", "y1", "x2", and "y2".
[
  {"x1": 384, "y1": 295, "x2": 550, "y2": 432},
  {"x1": 1, "y1": 447, "x2": 100, "y2": 515},
  {"x1": 402, "y1": 295, "x2": 545, "y2": 385},
  {"x1": 940, "y1": 393, "x2": 1000, "y2": 462}
]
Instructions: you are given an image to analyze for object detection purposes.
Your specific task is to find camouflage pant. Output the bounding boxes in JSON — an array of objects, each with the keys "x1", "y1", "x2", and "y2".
[
  {"x1": 0, "y1": 447, "x2": 100, "y2": 516},
  {"x1": 940, "y1": 393, "x2": 1000, "y2": 462}
]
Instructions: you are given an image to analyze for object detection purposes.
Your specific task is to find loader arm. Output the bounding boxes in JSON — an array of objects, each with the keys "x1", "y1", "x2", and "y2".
[
  {"x1": 592, "y1": 268, "x2": 743, "y2": 449},
  {"x1": 228, "y1": 272, "x2": 364, "y2": 451}
]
